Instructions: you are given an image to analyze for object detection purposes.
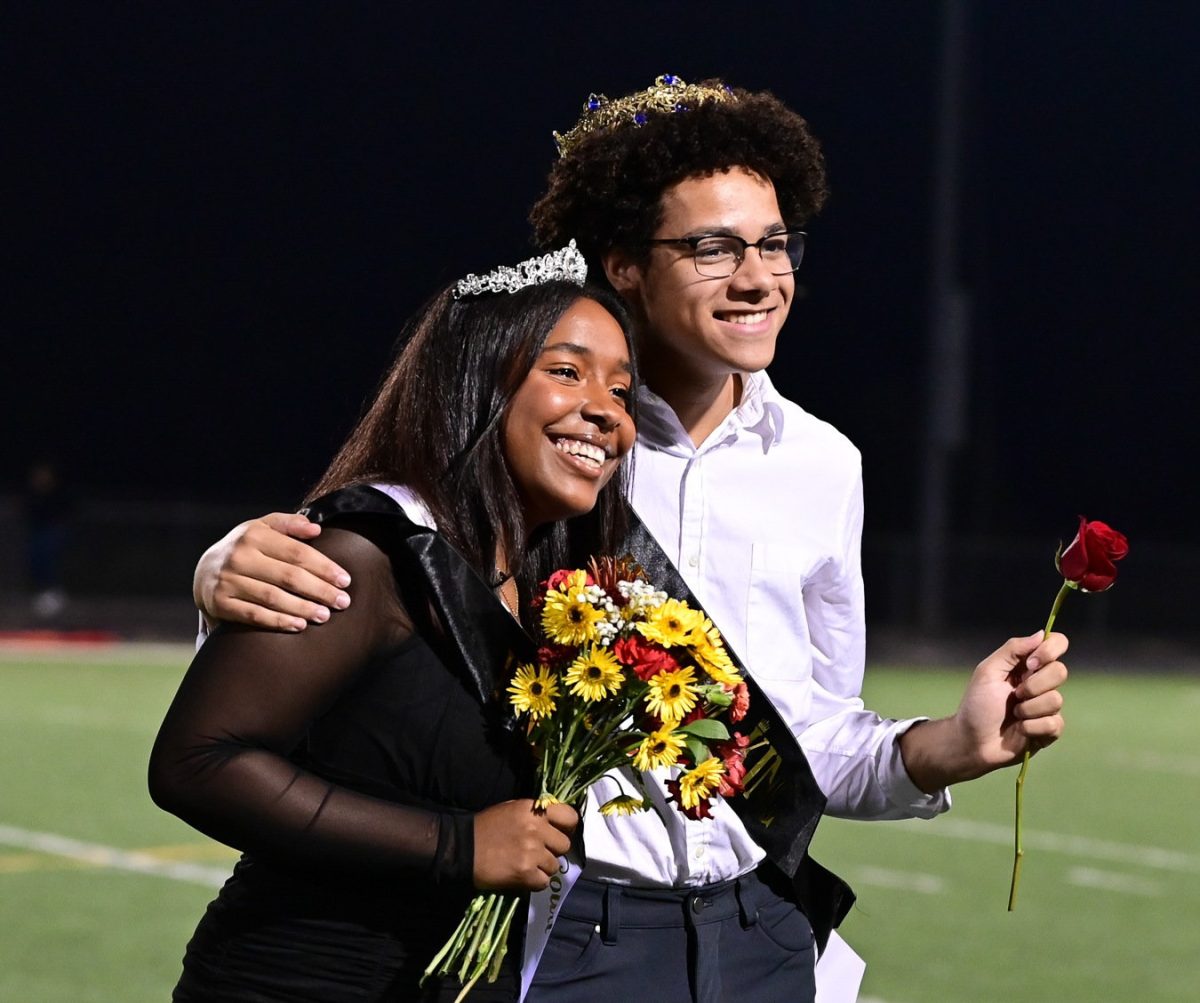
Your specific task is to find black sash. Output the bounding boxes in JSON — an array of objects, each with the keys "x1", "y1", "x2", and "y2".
[
  {"x1": 301, "y1": 484, "x2": 854, "y2": 950},
  {"x1": 619, "y1": 512, "x2": 855, "y2": 951},
  {"x1": 299, "y1": 484, "x2": 535, "y2": 708}
]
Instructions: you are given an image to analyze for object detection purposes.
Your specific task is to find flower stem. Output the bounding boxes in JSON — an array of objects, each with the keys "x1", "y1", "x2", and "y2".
[{"x1": 1008, "y1": 580, "x2": 1071, "y2": 910}]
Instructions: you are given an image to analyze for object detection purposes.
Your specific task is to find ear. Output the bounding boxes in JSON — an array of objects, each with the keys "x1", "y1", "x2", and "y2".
[{"x1": 601, "y1": 247, "x2": 644, "y2": 297}]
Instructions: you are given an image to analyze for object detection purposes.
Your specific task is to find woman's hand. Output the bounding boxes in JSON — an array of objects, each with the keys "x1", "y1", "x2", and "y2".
[
  {"x1": 193, "y1": 513, "x2": 352, "y2": 631},
  {"x1": 472, "y1": 799, "x2": 579, "y2": 892}
]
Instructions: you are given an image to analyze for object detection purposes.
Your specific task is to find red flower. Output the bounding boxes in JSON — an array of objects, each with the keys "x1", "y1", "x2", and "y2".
[
  {"x1": 729, "y1": 682, "x2": 750, "y2": 723},
  {"x1": 613, "y1": 634, "x2": 680, "y2": 681},
  {"x1": 664, "y1": 778, "x2": 713, "y2": 820},
  {"x1": 542, "y1": 568, "x2": 594, "y2": 593},
  {"x1": 715, "y1": 732, "x2": 750, "y2": 797},
  {"x1": 1057, "y1": 517, "x2": 1129, "y2": 593},
  {"x1": 537, "y1": 644, "x2": 575, "y2": 670}
]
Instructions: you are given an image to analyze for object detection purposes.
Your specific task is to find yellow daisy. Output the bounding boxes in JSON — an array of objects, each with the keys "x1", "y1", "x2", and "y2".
[
  {"x1": 676, "y1": 757, "x2": 726, "y2": 809},
  {"x1": 635, "y1": 598, "x2": 705, "y2": 649},
  {"x1": 632, "y1": 726, "x2": 686, "y2": 771},
  {"x1": 507, "y1": 663, "x2": 560, "y2": 720},
  {"x1": 534, "y1": 794, "x2": 562, "y2": 811},
  {"x1": 644, "y1": 665, "x2": 699, "y2": 724},
  {"x1": 541, "y1": 571, "x2": 606, "y2": 645},
  {"x1": 564, "y1": 645, "x2": 625, "y2": 702},
  {"x1": 598, "y1": 795, "x2": 648, "y2": 817},
  {"x1": 689, "y1": 621, "x2": 741, "y2": 687}
]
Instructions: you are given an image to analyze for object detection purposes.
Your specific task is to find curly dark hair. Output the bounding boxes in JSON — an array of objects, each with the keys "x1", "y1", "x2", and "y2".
[{"x1": 530, "y1": 82, "x2": 829, "y2": 268}]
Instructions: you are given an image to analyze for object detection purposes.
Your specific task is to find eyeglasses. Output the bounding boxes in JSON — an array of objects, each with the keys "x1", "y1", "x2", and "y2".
[{"x1": 643, "y1": 228, "x2": 806, "y2": 278}]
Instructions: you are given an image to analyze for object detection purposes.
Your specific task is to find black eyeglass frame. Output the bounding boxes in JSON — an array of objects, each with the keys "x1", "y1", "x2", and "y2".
[{"x1": 642, "y1": 228, "x2": 807, "y2": 277}]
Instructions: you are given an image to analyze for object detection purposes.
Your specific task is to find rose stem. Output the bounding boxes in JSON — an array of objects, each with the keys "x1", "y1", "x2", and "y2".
[{"x1": 1008, "y1": 580, "x2": 1071, "y2": 911}]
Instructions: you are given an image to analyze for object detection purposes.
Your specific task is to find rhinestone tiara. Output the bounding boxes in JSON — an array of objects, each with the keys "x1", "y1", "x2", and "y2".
[
  {"x1": 453, "y1": 239, "x2": 588, "y2": 299},
  {"x1": 553, "y1": 73, "x2": 737, "y2": 157}
]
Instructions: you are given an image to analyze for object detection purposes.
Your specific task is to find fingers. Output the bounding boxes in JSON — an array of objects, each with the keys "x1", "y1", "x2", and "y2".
[
  {"x1": 473, "y1": 800, "x2": 575, "y2": 891},
  {"x1": 984, "y1": 631, "x2": 1069, "y2": 688},
  {"x1": 199, "y1": 516, "x2": 353, "y2": 628},
  {"x1": 213, "y1": 596, "x2": 309, "y2": 633},
  {"x1": 1010, "y1": 631, "x2": 1068, "y2": 752},
  {"x1": 1014, "y1": 711, "x2": 1065, "y2": 753},
  {"x1": 989, "y1": 630, "x2": 1045, "y2": 671},
  {"x1": 232, "y1": 521, "x2": 352, "y2": 594},
  {"x1": 1024, "y1": 630, "x2": 1068, "y2": 673},
  {"x1": 261, "y1": 511, "x2": 324, "y2": 540},
  {"x1": 1013, "y1": 655, "x2": 1068, "y2": 702},
  {"x1": 214, "y1": 573, "x2": 332, "y2": 630},
  {"x1": 228, "y1": 554, "x2": 351, "y2": 618},
  {"x1": 1011, "y1": 687, "x2": 1064, "y2": 721},
  {"x1": 541, "y1": 801, "x2": 580, "y2": 836}
]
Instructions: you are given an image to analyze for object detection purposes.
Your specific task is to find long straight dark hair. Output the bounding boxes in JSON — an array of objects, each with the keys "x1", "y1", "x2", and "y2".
[{"x1": 308, "y1": 279, "x2": 637, "y2": 612}]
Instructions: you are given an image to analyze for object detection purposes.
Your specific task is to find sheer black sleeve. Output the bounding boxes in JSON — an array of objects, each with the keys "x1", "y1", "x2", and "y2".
[{"x1": 148, "y1": 523, "x2": 473, "y2": 884}]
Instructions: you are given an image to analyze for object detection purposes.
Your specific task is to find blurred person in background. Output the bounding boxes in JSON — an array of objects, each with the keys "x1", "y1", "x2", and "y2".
[{"x1": 24, "y1": 457, "x2": 72, "y2": 619}]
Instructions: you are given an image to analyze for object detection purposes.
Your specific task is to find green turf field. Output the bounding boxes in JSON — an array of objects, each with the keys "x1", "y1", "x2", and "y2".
[{"x1": 1, "y1": 646, "x2": 1196, "y2": 1002}]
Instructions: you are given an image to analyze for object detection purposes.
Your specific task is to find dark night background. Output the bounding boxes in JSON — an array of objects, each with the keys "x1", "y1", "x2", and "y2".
[{"x1": 6, "y1": 3, "x2": 1198, "y2": 637}]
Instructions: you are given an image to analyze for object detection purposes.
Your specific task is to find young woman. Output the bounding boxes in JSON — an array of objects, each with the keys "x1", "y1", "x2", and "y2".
[{"x1": 148, "y1": 244, "x2": 637, "y2": 1001}]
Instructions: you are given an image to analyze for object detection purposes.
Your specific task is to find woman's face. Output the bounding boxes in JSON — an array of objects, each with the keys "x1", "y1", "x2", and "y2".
[{"x1": 502, "y1": 297, "x2": 636, "y2": 528}]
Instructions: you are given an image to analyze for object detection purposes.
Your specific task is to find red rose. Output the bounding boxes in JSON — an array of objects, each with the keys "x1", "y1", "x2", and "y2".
[
  {"x1": 1057, "y1": 517, "x2": 1129, "y2": 592},
  {"x1": 613, "y1": 634, "x2": 680, "y2": 681}
]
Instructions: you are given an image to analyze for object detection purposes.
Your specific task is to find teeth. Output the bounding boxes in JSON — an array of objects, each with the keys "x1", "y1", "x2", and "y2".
[
  {"x1": 554, "y1": 438, "x2": 606, "y2": 466},
  {"x1": 718, "y1": 311, "x2": 769, "y2": 325}
]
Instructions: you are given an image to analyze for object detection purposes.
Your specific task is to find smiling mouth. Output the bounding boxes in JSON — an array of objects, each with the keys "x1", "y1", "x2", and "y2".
[
  {"x1": 714, "y1": 309, "x2": 771, "y2": 326},
  {"x1": 553, "y1": 437, "x2": 608, "y2": 468}
]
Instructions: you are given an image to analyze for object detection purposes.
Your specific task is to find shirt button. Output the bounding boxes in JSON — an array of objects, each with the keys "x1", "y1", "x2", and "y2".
[
  {"x1": 693, "y1": 846, "x2": 705, "y2": 860},
  {"x1": 687, "y1": 553, "x2": 699, "y2": 567}
]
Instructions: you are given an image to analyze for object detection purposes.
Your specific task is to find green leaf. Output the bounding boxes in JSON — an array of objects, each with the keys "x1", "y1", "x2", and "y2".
[
  {"x1": 684, "y1": 736, "x2": 709, "y2": 766},
  {"x1": 677, "y1": 718, "x2": 730, "y2": 741}
]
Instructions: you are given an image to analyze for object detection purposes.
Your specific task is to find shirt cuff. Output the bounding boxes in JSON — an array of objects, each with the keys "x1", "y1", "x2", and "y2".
[{"x1": 880, "y1": 718, "x2": 951, "y2": 818}]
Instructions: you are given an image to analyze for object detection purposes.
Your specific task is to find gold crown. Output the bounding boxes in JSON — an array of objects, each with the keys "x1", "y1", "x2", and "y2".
[{"x1": 553, "y1": 73, "x2": 737, "y2": 157}]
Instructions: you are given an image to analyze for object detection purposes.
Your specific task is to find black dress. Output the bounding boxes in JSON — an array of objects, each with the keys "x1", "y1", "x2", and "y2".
[{"x1": 149, "y1": 490, "x2": 535, "y2": 1001}]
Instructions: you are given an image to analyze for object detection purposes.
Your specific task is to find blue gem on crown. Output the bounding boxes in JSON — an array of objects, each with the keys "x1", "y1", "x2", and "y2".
[{"x1": 552, "y1": 74, "x2": 737, "y2": 156}]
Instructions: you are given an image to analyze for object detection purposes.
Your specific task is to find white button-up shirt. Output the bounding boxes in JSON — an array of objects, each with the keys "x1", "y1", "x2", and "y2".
[{"x1": 580, "y1": 371, "x2": 949, "y2": 887}]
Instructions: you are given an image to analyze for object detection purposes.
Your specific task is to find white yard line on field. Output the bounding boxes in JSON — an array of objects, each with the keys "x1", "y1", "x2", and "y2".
[
  {"x1": 1107, "y1": 749, "x2": 1200, "y2": 778},
  {"x1": 894, "y1": 818, "x2": 1200, "y2": 875},
  {"x1": 852, "y1": 866, "x2": 945, "y2": 895},
  {"x1": 0, "y1": 824, "x2": 228, "y2": 887},
  {"x1": 1066, "y1": 866, "x2": 1163, "y2": 896}
]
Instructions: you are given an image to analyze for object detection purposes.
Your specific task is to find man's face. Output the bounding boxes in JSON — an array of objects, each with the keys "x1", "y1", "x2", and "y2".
[{"x1": 605, "y1": 167, "x2": 794, "y2": 395}]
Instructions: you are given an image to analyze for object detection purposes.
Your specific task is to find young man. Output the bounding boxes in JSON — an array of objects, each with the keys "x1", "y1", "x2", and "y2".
[{"x1": 193, "y1": 77, "x2": 1068, "y2": 1002}]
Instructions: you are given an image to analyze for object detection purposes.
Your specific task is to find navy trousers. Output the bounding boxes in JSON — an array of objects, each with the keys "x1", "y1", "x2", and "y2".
[{"x1": 526, "y1": 870, "x2": 816, "y2": 1003}]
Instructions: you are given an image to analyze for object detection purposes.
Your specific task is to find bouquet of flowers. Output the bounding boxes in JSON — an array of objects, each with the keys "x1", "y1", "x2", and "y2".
[{"x1": 423, "y1": 556, "x2": 754, "y2": 999}]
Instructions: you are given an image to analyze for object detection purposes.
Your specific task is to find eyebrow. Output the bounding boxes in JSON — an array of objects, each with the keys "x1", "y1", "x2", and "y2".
[
  {"x1": 542, "y1": 341, "x2": 634, "y2": 374},
  {"x1": 679, "y1": 222, "x2": 788, "y2": 239}
]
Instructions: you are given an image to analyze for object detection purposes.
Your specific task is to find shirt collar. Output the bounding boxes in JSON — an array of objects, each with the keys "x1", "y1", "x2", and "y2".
[{"x1": 636, "y1": 370, "x2": 786, "y2": 454}]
